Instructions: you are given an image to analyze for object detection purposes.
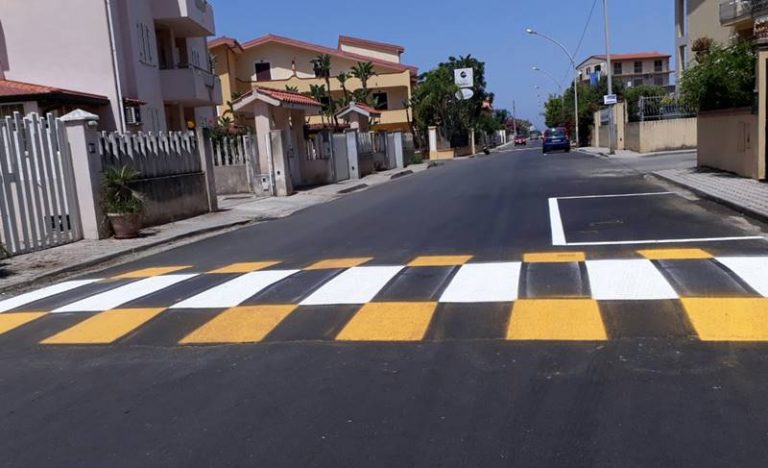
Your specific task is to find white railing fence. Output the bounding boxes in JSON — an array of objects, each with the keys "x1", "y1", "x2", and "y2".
[
  {"x1": 0, "y1": 113, "x2": 82, "y2": 256},
  {"x1": 212, "y1": 134, "x2": 254, "y2": 167},
  {"x1": 99, "y1": 130, "x2": 201, "y2": 178}
]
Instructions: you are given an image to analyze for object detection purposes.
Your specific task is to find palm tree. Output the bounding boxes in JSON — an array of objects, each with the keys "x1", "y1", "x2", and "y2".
[
  {"x1": 285, "y1": 85, "x2": 299, "y2": 93},
  {"x1": 337, "y1": 72, "x2": 352, "y2": 106},
  {"x1": 311, "y1": 54, "x2": 338, "y2": 126},
  {"x1": 351, "y1": 62, "x2": 376, "y2": 106},
  {"x1": 309, "y1": 84, "x2": 329, "y2": 127}
]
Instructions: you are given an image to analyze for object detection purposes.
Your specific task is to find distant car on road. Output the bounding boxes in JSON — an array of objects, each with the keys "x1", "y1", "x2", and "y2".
[
  {"x1": 514, "y1": 135, "x2": 527, "y2": 146},
  {"x1": 542, "y1": 127, "x2": 570, "y2": 154}
]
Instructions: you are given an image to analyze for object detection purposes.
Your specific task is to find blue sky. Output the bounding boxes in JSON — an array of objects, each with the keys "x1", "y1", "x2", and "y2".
[{"x1": 212, "y1": 0, "x2": 674, "y2": 129}]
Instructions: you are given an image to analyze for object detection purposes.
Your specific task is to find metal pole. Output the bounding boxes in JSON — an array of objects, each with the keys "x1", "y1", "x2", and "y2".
[
  {"x1": 603, "y1": 0, "x2": 615, "y2": 154},
  {"x1": 512, "y1": 100, "x2": 517, "y2": 136},
  {"x1": 573, "y1": 72, "x2": 580, "y2": 147}
]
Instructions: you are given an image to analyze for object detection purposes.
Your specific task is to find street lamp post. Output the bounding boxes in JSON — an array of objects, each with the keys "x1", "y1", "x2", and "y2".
[
  {"x1": 527, "y1": 28, "x2": 580, "y2": 147},
  {"x1": 602, "y1": 0, "x2": 615, "y2": 154},
  {"x1": 533, "y1": 66, "x2": 566, "y2": 124}
]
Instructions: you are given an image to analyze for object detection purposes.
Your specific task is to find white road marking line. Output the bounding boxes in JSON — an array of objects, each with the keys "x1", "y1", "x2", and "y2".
[
  {"x1": 586, "y1": 259, "x2": 679, "y2": 300},
  {"x1": 300, "y1": 266, "x2": 403, "y2": 306},
  {"x1": 716, "y1": 257, "x2": 768, "y2": 297},
  {"x1": 171, "y1": 270, "x2": 299, "y2": 309},
  {"x1": 53, "y1": 275, "x2": 198, "y2": 313},
  {"x1": 0, "y1": 280, "x2": 100, "y2": 313},
  {"x1": 567, "y1": 236, "x2": 766, "y2": 246},
  {"x1": 439, "y1": 262, "x2": 521, "y2": 303},
  {"x1": 556, "y1": 192, "x2": 673, "y2": 200},
  {"x1": 548, "y1": 198, "x2": 567, "y2": 246}
]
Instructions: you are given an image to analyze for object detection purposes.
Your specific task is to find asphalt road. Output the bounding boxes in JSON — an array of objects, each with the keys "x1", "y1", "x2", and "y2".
[{"x1": 1, "y1": 145, "x2": 768, "y2": 467}]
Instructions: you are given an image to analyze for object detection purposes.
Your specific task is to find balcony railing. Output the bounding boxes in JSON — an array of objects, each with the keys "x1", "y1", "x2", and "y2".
[{"x1": 720, "y1": 0, "x2": 768, "y2": 25}]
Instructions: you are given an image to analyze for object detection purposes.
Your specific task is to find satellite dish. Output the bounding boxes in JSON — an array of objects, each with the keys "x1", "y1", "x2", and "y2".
[{"x1": 455, "y1": 88, "x2": 474, "y2": 100}]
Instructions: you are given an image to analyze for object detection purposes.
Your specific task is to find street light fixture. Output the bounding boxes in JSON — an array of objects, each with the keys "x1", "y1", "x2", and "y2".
[
  {"x1": 532, "y1": 65, "x2": 566, "y2": 125},
  {"x1": 526, "y1": 28, "x2": 580, "y2": 147}
]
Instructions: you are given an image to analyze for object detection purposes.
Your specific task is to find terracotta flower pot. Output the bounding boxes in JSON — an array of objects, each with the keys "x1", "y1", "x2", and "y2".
[{"x1": 108, "y1": 212, "x2": 142, "y2": 239}]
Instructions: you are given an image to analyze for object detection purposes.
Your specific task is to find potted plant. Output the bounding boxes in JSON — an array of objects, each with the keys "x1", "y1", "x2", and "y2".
[{"x1": 104, "y1": 166, "x2": 143, "y2": 239}]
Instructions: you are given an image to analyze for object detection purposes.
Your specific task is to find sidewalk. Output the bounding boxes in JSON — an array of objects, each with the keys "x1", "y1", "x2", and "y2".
[
  {"x1": 0, "y1": 163, "x2": 428, "y2": 294},
  {"x1": 655, "y1": 167, "x2": 768, "y2": 223},
  {"x1": 579, "y1": 146, "x2": 696, "y2": 158}
]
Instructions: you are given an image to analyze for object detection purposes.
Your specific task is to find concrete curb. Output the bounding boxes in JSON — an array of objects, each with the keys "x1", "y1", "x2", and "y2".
[
  {"x1": 390, "y1": 170, "x2": 413, "y2": 180},
  {"x1": 0, "y1": 218, "x2": 253, "y2": 295},
  {"x1": 652, "y1": 172, "x2": 768, "y2": 225},
  {"x1": 337, "y1": 184, "x2": 368, "y2": 194}
]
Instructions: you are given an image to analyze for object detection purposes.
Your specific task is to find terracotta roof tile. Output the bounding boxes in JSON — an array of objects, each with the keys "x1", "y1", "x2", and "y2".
[
  {"x1": 233, "y1": 87, "x2": 322, "y2": 107},
  {"x1": 0, "y1": 79, "x2": 109, "y2": 103},
  {"x1": 338, "y1": 35, "x2": 405, "y2": 55}
]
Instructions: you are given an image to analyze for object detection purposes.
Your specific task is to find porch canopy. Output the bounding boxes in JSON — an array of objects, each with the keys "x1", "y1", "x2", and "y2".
[
  {"x1": 335, "y1": 101, "x2": 381, "y2": 131},
  {"x1": 232, "y1": 87, "x2": 321, "y2": 113}
]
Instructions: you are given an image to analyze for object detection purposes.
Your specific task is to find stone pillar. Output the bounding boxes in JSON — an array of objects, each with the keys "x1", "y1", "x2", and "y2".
[
  {"x1": 392, "y1": 131, "x2": 405, "y2": 168},
  {"x1": 428, "y1": 126, "x2": 438, "y2": 156},
  {"x1": 270, "y1": 130, "x2": 293, "y2": 196},
  {"x1": 758, "y1": 49, "x2": 768, "y2": 180},
  {"x1": 60, "y1": 109, "x2": 108, "y2": 240},
  {"x1": 346, "y1": 130, "x2": 360, "y2": 180},
  {"x1": 195, "y1": 127, "x2": 218, "y2": 212},
  {"x1": 470, "y1": 131, "x2": 476, "y2": 155}
]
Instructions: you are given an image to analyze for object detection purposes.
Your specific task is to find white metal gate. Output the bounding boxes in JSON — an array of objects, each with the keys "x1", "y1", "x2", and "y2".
[{"x1": 0, "y1": 113, "x2": 82, "y2": 256}]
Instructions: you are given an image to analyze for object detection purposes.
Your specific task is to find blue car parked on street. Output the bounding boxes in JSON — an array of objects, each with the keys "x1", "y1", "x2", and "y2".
[{"x1": 542, "y1": 127, "x2": 571, "y2": 154}]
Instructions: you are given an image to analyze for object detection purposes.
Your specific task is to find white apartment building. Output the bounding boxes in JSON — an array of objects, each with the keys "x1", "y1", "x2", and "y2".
[{"x1": 0, "y1": 0, "x2": 221, "y2": 132}]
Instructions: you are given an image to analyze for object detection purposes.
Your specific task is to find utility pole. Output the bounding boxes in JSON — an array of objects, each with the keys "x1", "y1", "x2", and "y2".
[
  {"x1": 603, "y1": 0, "x2": 615, "y2": 154},
  {"x1": 512, "y1": 100, "x2": 517, "y2": 136}
]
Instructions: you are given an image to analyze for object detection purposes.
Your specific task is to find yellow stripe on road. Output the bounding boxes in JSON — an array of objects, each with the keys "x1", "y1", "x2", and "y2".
[
  {"x1": 638, "y1": 248, "x2": 713, "y2": 260},
  {"x1": 113, "y1": 266, "x2": 192, "y2": 279},
  {"x1": 180, "y1": 305, "x2": 296, "y2": 344},
  {"x1": 41, "y1": 308, "x2": 165, "y2": 344},
  {"x1": 209, "y1": 261, "x2": 282, "y2": 274},
  {"x1": 336, "y1": 302, "x2": 437, "y2": 341},
  {"x1": 0, "y1": 312, "x2": 47, "y2": 335},
  {"x1": 408, "y1": 255, "x2": 473, "y2": 267},
  {"x1": 683, "y1": 298, "x2": 768, "y2": 341},
  {"x1": 506, "y1": 299, "x2": 607, "y2": 341},
  {"x1": 305, "y1": 258, "x2": 373, "y2": 270},
  {"x1": 523, "y1": 252, "x2": 586, "y2": 263}
]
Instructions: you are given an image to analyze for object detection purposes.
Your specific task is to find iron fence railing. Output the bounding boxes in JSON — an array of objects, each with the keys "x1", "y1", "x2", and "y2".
[{"x1": 629, "y1": 96, "x2": 697, "y2": 122}]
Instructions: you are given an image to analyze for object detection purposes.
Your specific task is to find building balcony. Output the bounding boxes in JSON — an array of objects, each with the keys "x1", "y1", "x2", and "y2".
[
  {"x1": 720, "y1": 0, "x2": 768, "y2": 26},
  {"x1": 153, "y1": 0, "x2": 215, "y2": 37},
  {"x1": 161, "y1": 66, "x2": 222, "y2": 106}
]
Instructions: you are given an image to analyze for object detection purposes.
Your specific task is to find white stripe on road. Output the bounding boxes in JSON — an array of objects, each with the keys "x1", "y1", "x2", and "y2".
[
  {"x1": 171, "y1": 270, "x2": 299, "y2": 309},
  {"x1": 566, "y1": 236, "x2": 765, "y2": 246},
  {"x1": 439, "y1": 262, "x2": 521, "y2": 303},
  {"x1": 54, "y1": 275, "x2": 198, "y2": 313},
  {"x1": 0, "y1": 280, "x2": 100, "y2": 313},
  {"x1": 548, "y1": 198, "x2": 567, "y2": 246},
  {"x1": 556, "y1": 192, "x2": 673, "y2": 200},
  {"x1": 586, "y1": 259, "x2": 678, "y2": 300},
  {"x1": 717, "y1": 257, "x2": 768, "y2": 297},
  {"x1": 300, "y1": 266, "x2": 403, "y2": 305}
]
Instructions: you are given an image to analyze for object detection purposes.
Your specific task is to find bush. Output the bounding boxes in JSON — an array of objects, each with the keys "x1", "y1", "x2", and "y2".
[{"x1": 679, "y1": 40, "x2": 756, "y2": 111}]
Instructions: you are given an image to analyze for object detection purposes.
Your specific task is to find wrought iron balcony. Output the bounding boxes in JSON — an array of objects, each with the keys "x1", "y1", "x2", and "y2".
[{"x1": 720, "y1": 0, "x2": 768, "y2": 26}]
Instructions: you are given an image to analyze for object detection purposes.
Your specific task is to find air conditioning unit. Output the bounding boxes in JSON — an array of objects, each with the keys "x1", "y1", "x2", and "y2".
[{"x1": 124, "y1": 106, "x2": 142, "y2": 126}]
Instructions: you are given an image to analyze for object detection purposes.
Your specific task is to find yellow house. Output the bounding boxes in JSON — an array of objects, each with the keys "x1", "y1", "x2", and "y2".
[{"x1": 209, "y1": 34, "x2": 418, "y2": 132}]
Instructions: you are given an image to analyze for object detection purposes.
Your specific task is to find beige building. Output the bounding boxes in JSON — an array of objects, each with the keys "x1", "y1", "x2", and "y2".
[
  {"x1": 674, "y1": 0, "x2": 754, "y2": 78},
  {"x1": 0, "y1": 0, "x2": 222, "y2": 132},
  {"x1": 209, "y1": 34, "x2": 418, "y2": 132},
  {"x1": 577, "y1": 53, "x2": 672, "y2": 87}
]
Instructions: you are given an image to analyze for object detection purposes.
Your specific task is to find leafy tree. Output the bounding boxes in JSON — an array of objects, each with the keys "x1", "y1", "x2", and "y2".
[
  {"x1": 412, "y1": 55, "x2": 492, "y2": 147},
  {"x1": 624, "y1": 85, "x2": 668, "y2": 121},
  {"x1": 679, "y1": 40, "x2": 755, "y2": 111}
]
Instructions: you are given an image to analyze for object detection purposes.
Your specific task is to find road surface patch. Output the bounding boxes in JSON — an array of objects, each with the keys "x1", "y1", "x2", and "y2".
[
  {"x1": 586, "y1": 259, "x2": 678, "y2": 300},
  {"x1": 0, "y1": 312, "x2": 47, "y2": 336},
  {"x1": 426, "y1": 303, "x2": 511, "y2": 340},
  {"x1": 300, "y1": 266, "x2": 403, "y2": 305},
  {"x1": 180, "y1": 305, "x2": 296, "y2": 344},
  {"x1": 208, "y1": 261, "x2": 282, "y2": 274},
  {"x1": 247, "y1": 270, "x2": 344, "y2": 305},
  {"x1": 304, "y1": 258, "x2": 374, "y2": 270},
  {"x1": 374, "y1": 266, "x2": 456, "y2": 302},
  {"x1": 655, "y1": 259, "x2": 758, "y2": 297},
  {"x1": 113, "y1": 266, "x2": 192, "y2": 279},
  {"x1": 41, "y1": 308, "x2": 165, "y2": 344},
  {"x1": 682, "y1": 298, "x2": 768, "y2": 341},
  {"x1": 521, "y1": 262, "x2": 589, "y2": 298},
  {"x1": 523, "y1": 252, "x2": 586, "y2": 263},
  {"x1": 52, "y1": 275, "x2": 198, "y2": 313},
  {"x1": 439, "y1": 262, "x2": 521, "y2": 303},
  {"x1": 336, "y1": 302, "x2": 437, "y2": 341},
  {"x1": 638, "y1": 248, "x2": 713, "y2": 260},
  {"x1": 408, "y1": 255, "x2": 473, "y2": 267},
  {"x1": 171, "y1": 270, "x2": 299, "y2": 309},
  {"x1": 506, "y1": 299, "x2": 607, "y2": 341},
  {"x1": 716, "y1": 257, "x2": 768, "y2": 297},
  {"x1": 599, "y1": 300, "x2": 694, "y2": 338},
  {"x1": 263, "y1": 305, "x2": 360, "y2": 342}
]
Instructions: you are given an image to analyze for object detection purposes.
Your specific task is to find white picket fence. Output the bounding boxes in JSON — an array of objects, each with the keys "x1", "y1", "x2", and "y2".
[
  {"x1": 0, "y1": 113, "x2": 82, "y2": 256},
  {"x1": 99, "y1": 131, "x2": 201, "y2": 178},
  {"x1": 212, "y1": 134, "x2": 254, "y2": 167}
]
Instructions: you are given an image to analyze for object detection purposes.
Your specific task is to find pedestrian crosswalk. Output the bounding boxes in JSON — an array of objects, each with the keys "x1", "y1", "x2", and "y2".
[{"x1": 1, "y1": 249, "x2": 768, "y2": 346}]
